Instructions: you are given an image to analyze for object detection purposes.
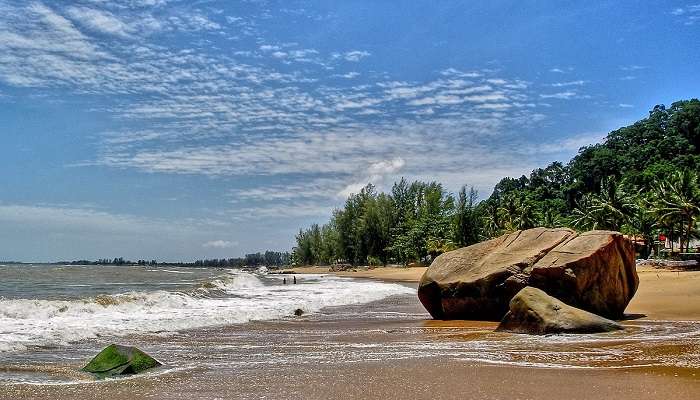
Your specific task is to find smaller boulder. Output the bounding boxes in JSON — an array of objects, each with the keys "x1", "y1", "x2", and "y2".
[
  {"x1": 496, "y1": 287, "x2": 623, "y2": 335},
  {"x1": 330, "y1": 263, "x2": 353, "y2": 272},
  {"x1": 82, "y1": 344, "x2": 161, "y2": 378},
  {"x1": 294, "y1": 308, "x2": 304, "y2": 316}
]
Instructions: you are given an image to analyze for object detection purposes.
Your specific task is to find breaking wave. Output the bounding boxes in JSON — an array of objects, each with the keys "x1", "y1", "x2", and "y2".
[{"x1": 0, "y1": 271, "x2": 414, "y2": 352}]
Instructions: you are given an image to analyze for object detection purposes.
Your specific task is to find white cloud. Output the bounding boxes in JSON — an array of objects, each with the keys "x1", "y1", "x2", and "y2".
[
  {"x1": 523, "y1": 132, "x2": 605, "y2": 154},
  {"x1": 202, "y1": 240, "x2": 239, "y2": 249},
  {"x1": 619, "y1": 103, "x2": 634, "y2": 108},
  {"x1": 549, "y1": 80, "x2": 586, "y2": 87},
  {"x1": 476, "y1": 103, "x2": 512, "y2": 110},
  {"x1": 0, "y1": 202, "x2": 268, "y2": 260},
  {"x1": 225, "y1": 201, "x2": 334, "y2": 220},
  {"x1": 66, "y1": 7, "x2": 134, "y2": 38},
  {"x1": 441, "y1": 68, "x2": 482, "y2": 78},
  {"x1": 0, "y1": 1, "x2": 604, "y2": 231},
  {"x1": 0, "y1": 203, "x2": 180, "y2": 235},
  {"x1": 368, "y1": 158, "x2": 405, "y2": 175},
  {"x1": 333, "y1": 72, "x2": 360, "y2": 79},
  {"x1": 670, "y1": 5, "x2": 700, "y2": 25},
  {"x1": 340, "y1": 50, "x2": 370, "y2": 62},
  {"x1": 672, "y1": 8, "x2": 686, "y2": 16},
  {"x1": 337, "y1": 158, "x2": 407, "y2": 198},
  {"x1": 619, "y1": 65, "x2": 648, "y2": 71},
  {"x1": 486, "y1": 78, "x2": 506, "y2": 85},
  {"x1": 549, "y1": 67, "x2": 573, "y2": 73},
  {"x1": 539, "y1": 91, "x2": 577, "y2": 100}
]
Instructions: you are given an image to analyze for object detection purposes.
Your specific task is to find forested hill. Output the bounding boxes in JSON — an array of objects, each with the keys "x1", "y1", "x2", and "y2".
[{"x1": 292, "y1": 99, "x2": 700, "y2": 266}]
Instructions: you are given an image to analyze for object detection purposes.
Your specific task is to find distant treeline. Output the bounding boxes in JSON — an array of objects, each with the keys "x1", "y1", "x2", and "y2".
[
  {"x1": 293, "y1": 99, "x2": 700, "y2": 265},
  {"x1": 58, "y1": 258, "x2": 157, "y2": 266},
  {"x1": 193, "y1": 251, "x2": 291, "y2": 267},
  {"x1": 56, "y1": 251, "x2": 292, "y2": 268}
]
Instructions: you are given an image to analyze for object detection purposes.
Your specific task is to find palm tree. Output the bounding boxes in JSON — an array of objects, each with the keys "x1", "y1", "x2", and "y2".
[
  {"x1": 482, "y1": 200, "x2": 503, "y2": 238},
  {"x1": 623, "y1": 196, "x2": 657, "y2": 258},
  {"x1": 571, "y1": 194, "x2": 599, "y2": 230},
  {"x1": 651, "y1": 170, "x2": 700, "y2": 252},
  {"x1": 540, "y1": 207, "x2": 562, "y2": 228},
  {"x1": 498, "y1": 194, "x2": 519, "y2": 231},
  {"x1": 513, "y1": 197, "x2": 538, "y2": 230},
  {"x1": 572, "y1": 177, "x2": 636, "y2": 231}
]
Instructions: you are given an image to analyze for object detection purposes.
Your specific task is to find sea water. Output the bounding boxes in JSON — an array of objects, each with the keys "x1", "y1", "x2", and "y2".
[{"x1": 0, "y1": 264, "x2": 414, "y2": 353}]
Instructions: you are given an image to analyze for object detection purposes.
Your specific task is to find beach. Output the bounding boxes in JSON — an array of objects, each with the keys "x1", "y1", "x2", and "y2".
[
  {"x1": 287, "y1": 265, "x2": 700, "y2": 320},
  {"x1": 2, "y1": 265, "x2": 700, "y2": 399}
]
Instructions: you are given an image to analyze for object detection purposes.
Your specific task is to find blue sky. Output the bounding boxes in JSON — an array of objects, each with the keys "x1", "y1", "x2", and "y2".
[{"x1": 0, "y1": 0, "x2": 699, "y2": 262}]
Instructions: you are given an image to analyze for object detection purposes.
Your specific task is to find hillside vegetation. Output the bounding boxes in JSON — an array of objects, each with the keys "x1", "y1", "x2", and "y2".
[{"x1": 293, "y1": 99, "x2": 700, "y2": 265}]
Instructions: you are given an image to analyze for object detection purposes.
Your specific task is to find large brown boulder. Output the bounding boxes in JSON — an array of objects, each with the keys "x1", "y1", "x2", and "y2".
[
  {"x1": 418, "y1": 228, "x2": 638, "y2": 320},
  {"x1": 418, "y1": 227, "x2": 576, "y2": 320},
  {"x1": 528, "y1": 230, "x2": 638, "y2": 319},
  {"x1": 496, "y1": 286, "x2": 623, "y2": 335}
]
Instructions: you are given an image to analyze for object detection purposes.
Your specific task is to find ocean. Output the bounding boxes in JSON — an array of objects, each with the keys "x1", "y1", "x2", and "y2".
[{"x1": 0, "y1": 264, "x2": 413, "y2": 364}]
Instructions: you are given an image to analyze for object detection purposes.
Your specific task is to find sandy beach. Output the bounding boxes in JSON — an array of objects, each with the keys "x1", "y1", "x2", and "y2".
[
  {"x1": 3, "y1": 265, "x2": 700, "y2": 399},
  {"x1": 3, "y1": 285, "x2": 700, "y2": 400},
  {"x1": 285, "y1": 265, "x2": 700, "y2": 321}
]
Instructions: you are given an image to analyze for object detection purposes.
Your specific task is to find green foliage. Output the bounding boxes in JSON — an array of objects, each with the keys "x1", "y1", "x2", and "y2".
[
  {"x1": 293, "y1": 180, "x2": 475, "y2": 265},
  {"x1": 294, "y1": 99, "x2": 700, "y2": 263},
  {"x1": 649, "y1": 170, "x2": 700, "y2": 252},
  {"x1": 571, "y1": 177, "x2": 636, "y2": 231},
  {"x1": 453, "y1": 186, "x2": 482, "y2": 246}
]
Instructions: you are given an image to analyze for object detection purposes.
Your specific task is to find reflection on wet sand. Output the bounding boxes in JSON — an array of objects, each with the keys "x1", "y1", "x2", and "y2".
[{"x1": 1, "y1": 293, "x2": 699, "y2": 399}]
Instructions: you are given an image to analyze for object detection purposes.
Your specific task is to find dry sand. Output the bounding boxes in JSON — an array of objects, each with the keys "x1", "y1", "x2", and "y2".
[{"x1": 627, "y1": 266, "x2": 700, "y2": 320}]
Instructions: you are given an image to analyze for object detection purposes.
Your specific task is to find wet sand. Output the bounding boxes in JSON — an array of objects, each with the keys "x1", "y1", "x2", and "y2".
[
  {"x1": 286, "y1": 266, "x2": 426, "y2": 282},
  {"x1": 3, "y1": 267, "x2": 700, "y2": 399},
  {"x1": 6, "y1": 358, "x2": 700, "y2": 400},
  {"x1": 3, "y1": 294, "x2": 700, "y2": 400}
]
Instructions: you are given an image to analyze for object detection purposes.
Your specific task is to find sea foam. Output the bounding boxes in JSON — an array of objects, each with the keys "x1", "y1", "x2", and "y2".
[{"x1": 0, "y1": 270, "x2": 414, "y2": 352}]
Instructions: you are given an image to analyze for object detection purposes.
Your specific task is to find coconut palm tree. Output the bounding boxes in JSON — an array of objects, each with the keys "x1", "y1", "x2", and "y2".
[
  {"x1": 572, "y1": 177, "x2": 636, "y2": 231},
  {"x1": 482, "y1": 200, "x2": 503, "y2": 238},
  {"x1": 540, "y1": 207, "x2": 562, "y2": 228},
  {"x1": 623, "y1": 196, "x2": 657, "y2": 258},
  {"x1": 650, "y1": 170, "x2": 700, "y2": 252},
  {"x1": 498, "y1": 194, "x2": 519, "y2": 231},
  {"x1": 513, "y1": 197, "x2": 538, "y2": 230},
  {"x1": 571, "y1": 194, "x2": 599, "y2": 230}
]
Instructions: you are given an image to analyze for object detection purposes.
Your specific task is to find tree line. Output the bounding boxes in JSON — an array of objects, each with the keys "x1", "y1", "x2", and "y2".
[
  {"x1": 56, "y1": 251, "x2": 292, "y2": 268},
  {"x1": 59, "y1": 258, "x2": 158, "y2": 266},
  {"x1": 293, "y1": 99, "x2": 700, "y2": 265},
  {"x1": 193, "y1": 251, "x2": 291, "y2": 268}
]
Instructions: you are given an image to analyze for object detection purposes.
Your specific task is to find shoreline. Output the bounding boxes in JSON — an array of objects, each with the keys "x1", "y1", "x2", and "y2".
[
  {"x1": 281, "y1": 266, "x2": 427, "y2": 283},
  {"x1": 282, "y1": 265, "x2": 700, "y2": 321},
  {"x1": 3, "y1": 266, "x2": 700, "y2": 399},
  {"x1": 3, "y1": 290, "x2": 700, "y2": 399}
]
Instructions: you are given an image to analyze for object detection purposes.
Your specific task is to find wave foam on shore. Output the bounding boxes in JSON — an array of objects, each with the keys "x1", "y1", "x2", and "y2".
[{"x1": 0, "y1": 270, "x2": 414, "y2": 352}]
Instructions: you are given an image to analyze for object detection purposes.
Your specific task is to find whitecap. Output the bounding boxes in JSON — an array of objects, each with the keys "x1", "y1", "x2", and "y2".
[{"x1": 0, "y1": 271, "x2": 414, "y2": 352}]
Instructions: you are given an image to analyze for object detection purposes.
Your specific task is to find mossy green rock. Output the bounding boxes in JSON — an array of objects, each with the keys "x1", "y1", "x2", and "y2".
[{"x1": 82, "y1": 344, "x2": 161, "y2": 378}]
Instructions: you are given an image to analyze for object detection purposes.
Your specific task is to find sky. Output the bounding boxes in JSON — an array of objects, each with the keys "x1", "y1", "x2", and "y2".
[{"x1": 0, "y1": 1, "x2": 699, "y2": 262}]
